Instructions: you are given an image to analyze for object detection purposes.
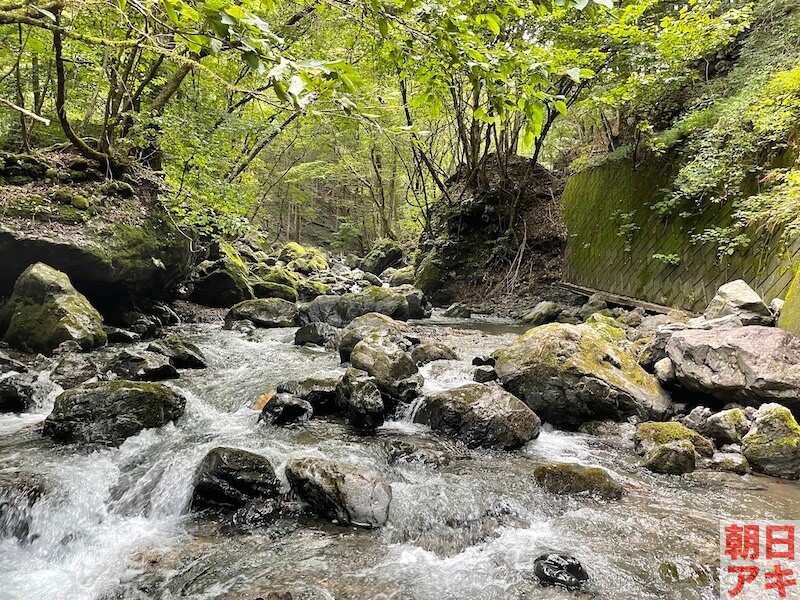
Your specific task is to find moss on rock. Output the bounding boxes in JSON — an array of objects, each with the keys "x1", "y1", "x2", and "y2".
[
  {"x1": 533, "y1": 462, "x2": 624, "y2": 499},
  {"x1": 635, "y1": 421, "x2": 714, "y2": 456},
  {"x1": 742, "y1": 403, "x2": 800, "y2": 479},
  {"x1": 252, "y1": 281, "x2": 299, "y2": 302},
  {"x1": 0, "y1": 263, "x2": 106, "y2": 354}
]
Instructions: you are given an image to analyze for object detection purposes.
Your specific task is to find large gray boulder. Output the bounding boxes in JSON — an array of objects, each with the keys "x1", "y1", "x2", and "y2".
[
  {"x1": 522, "y1": 301, "x2": 562, "y2": 326},
  {"x1": 42, "y1": 381, "x2": 185, "y2": 445},
  {"x1": 147, "y1": 336, "x2": 207, "y2": 369},
  {"x1": 0, "y1": 263, "x2": 106, "y2": 355},
  {"x1": 190, "y1": 255, "x2": 253, "y2": 308},
  {"x1": 225, "y1": 298, "x2": 298, "y2": 328},
  {"x1": 704, "y1": 280, "x2": 773, "y2": 326},
  {"x1": 666, "y1": 326, "x2": 800, "y2": 409},
  {"x1": 414, "y1": 383, "x2": 541, "y2": 449},
  {"x1": 350, "y1": 332, "x2": 421, "y2": 401},
  {"x1": 102, "y1": 349, "x2": 178, "y2": 381},
  {"x1": 297, "y1": 287, "x2": 409, "y2": 328},
  {"x1": 533, "y1": 463, "x2": 623, "y2": 499},
  {"x1": 191, "y1": 447, "x2": 281, "y2": 509},
  {"x1": 492, "y1": 323, "x2": 671, "y2": 428},
  {"x1": 642, "y1": 440, "x2": 696, "y2": 475},
  {"x1": 742, "y1": 403, "x2": 800, "y2": 479},
  {"x1": 285, "y1": 457, "x2": 392, "y2": 527}
]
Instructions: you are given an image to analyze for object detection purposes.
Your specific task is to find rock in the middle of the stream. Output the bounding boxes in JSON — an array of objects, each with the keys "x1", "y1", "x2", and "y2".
[
  {"x1": 285, "y1": 457, "x2": 392, "y2": 528},
  {"x1": 42, "y1": 381, "x2": 186, "y2": 445},
  {"x1": 492, "y1": 323, "x2": 671, "y2": 428},
  {"x1": 414, "y1": 383, "x2": 541, "y2": 449}
]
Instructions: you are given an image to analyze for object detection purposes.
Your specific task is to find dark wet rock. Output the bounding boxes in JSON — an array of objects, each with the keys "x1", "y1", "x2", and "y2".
[
  {"x1": 389, "y1": 266, "x2": 415, "y2": 287},
  {"x1": 384, "y1": 436, "x2": 464, "y2": 467},
  {"x1": 0, "y1": 375, "x2": 34, "y2": 412},
  {"x1": 411, "y1": 342, "x2": 457, "y2": 365},
  {"x1": 414, "y1": 383, "x2": 540, "y2": 449},
  {"x1": 297, "y1": 287, "x2": 409, "y2": 328},
  {"x1": 473, "y1": 366, "x2": 497, "y2": 383},
  {"x1": 642, "y1": 439, "x2": 696, "y2": 474},
  {"x1": 443, "y1": 303, "x2": 471, "y2": 318},
  {"x1": 191, "y1": 447, "x2": 280, "y2": 509},
  {"x1": 678, "y1": 406, "x2": 713, "y2": 435},
  {"x1": 350, "y1": 333, "x2": 421, "y2": 401},
  {"x1": 226, "y1": 499, "x2": 281, "y2": 530},
  {"x1": 0, "y1": 471, "x2": 48, "y2": 541},
  {"x1": 276, "y1": 376, "x2": 339, "y2": 414},
  {"x1": 259, "y1": 393, "x2": 313, "y2": 426},
  {"x1": 705, "y1": 408, "x2": 750, "y2": 446},
  {"x1": 522, "y1": 301, "x2": 562, "y2": 326},
  {"x1": 0, "y1": 350, "x2": 26, "y2": 375},
  {"x1": 360, "y1": 272, "x2": 383, "y2": 287},
  {"x1": 396, "y1": 285, "x2": 433, "y2": 320},
  {"x1": 42, "y1": 381, "x2": 185, "y2": 445},
  {"x1": 361, "y1": 238, "x2": 403, "y2": 275},
  {"x1": 493, "y1": 323, "x2": 671, "y2": 428},
  {"x1": 225, "y1": 298, "x2": 298, "y2": 328},
  {"x1": 533, "y1": 463, "x2": 623, "y2": 499},
  {"x1": 189, "y1": 255, "x2": 253, "y2": 308},
  {"x1": 294, "y1": 322, "x2": 340, "y2": 349},
  {"x1": 472, "y1": 355, "x2": 495, "y2": 367},
  {"x1": 105, "y1": 326, "x2": 140, "y2": 344},
  {"x1": 338, "y1": 313, "x2": 408, "y2": 362},
  {"x1": 336, "y1": 368, "x2": 384, "y2": 431},
  {"x1": 634, "y1": 422, "x2": 714, "y2": 457},
  {"x1": 666, "y1": 326, "x2": 800, "y2": 409},
  {"x1": 704, "y1": 280, "x2": 773, "y2": 326},
  {"x1": 742, "y1": 403, "x2": 800, "y2": 479},
  {"x1": 103, "y1": 349, "x2": 179, "y2": 382},
  {"x1": 285, "y1": 457, "x2": 392, "y2": 528},
  {"x1": 0, "y1": 263, "x2": 106, "y2": 355},
  {"x1": 533, "y1": 553, "x2": 589, "y2": 590}
]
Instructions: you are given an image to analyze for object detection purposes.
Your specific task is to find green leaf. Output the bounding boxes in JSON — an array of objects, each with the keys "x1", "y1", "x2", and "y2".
[
  {"x1": 554, "y1": 100, "x2": 567, "y2": 115},
  {"x1": 243, "y1": 51, "x2": 260, "y2": 71},
  {"x1": 483, "y1": 13, "x2": 501, "y2": 35},
  {"x1": 162, "y1": 0, "x2": 179, "y2": 24}
]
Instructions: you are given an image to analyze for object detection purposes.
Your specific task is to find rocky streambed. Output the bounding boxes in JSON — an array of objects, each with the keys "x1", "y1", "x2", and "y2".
[{"x1": 2, "y1": 311, "x2": 800, "y2": 600}]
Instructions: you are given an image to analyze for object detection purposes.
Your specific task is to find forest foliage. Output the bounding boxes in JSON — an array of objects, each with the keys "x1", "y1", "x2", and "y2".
[{"x1": 0, "y1": 0, "x2": 796, "y2": 255}]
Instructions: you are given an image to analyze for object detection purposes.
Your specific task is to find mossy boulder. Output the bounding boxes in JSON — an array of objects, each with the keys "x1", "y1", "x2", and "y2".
[
  {"x1": 278, "y1": 241, "x2": 309, "y2": 262},
  {"x1": 742, "y1": 403, "x2": 800, "y2": 479},
  {"x1": 225, "y1": 298, "x2": 298, "y2": 328},
  {"x1": 642, "y1": 440, "x2": 696, "y2": 475},
  {"x1": 389, "y1": 265, "x2": 415, "y2": 287},
  {"x1": 705, "y1": 408, "x2": 750, "y2": 445},
  {"x1": 42, "y1": 380, "x2": 185, "y2": 445},
  {"x1": 361, "y1": 238, "x2": 404, "y2": 275},
  {"x1": 338, "y1": 313, "x2": 409, "y2": 362},
  {"x1": 583, "y1": 313, "x2": 627, "y2": 343},
  {"x1": 261, "y1": 267, "x2": 300, "y2": 289},
  {"x1": 147, "y1": 335, "x2": 206, "y2": 369},
  {"x1": 634, "y1": 422, "x2": 714, "y2": 457},
  {"x1": 296, "y1": 278, "x2": 333, "y2": 301},
  {"x1": 492, "y1": 323, "x2": 672, "y2": 428},
  {"x1": 413, "y1": 252, "x2": 443, "y2": 297},
  {"x1": 190, "y1": 255, "x2": 253, "y2": 308},
  {"x1": 252, "y1": 281, "x2": 299, "y2": 302},
  {"x1": 351, "y1": 332, "x2": 420, "y2": 401},
  {"x1": 414, "y1": 383, "x2": 541, "y2": 449},
  {"x1": 533, "y1": 463, "x2": 624, "y2": 499},
  {"x1": 0, "y1": 263, "x2": 106, "y2": 354},
  {"x1": 522, "y1": 301, "x2": 562, "y2": 326}
]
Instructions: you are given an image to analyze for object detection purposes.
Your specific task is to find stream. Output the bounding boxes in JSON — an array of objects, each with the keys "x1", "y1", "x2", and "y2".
[{"x1": 1, "y1": 316, "x2": 800, "y2": 600}]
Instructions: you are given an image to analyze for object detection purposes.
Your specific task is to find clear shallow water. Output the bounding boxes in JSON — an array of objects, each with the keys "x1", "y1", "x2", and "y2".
[{"x1": 0, "y1": 321, "x2": 798, "y2": 600}]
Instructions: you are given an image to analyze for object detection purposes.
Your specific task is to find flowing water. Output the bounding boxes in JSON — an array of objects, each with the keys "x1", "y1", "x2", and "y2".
[{"x1": 1, "y1": 317, "x2": 799, "y2": 600}]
